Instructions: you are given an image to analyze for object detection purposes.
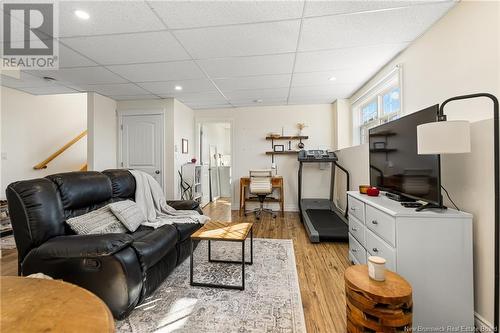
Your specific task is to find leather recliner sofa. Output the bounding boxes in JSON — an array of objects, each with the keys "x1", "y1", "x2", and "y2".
[{"x1": 6, "y1": 169, "x2": 202, "y2": 319}]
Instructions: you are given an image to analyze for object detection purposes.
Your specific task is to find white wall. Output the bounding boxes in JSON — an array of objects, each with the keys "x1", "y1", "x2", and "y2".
[
  {"x1": 338, "y1": 1, "x2": 499, "y2": 327},
  {"x1": 87, "y1": 92, "x2": 117, "y2": 172},
  {"x1": 0, "y1": 87, "x2": 87, "y2": 198},
  {"x1": 195, "y1": 104, "x2": 336, "y2": 211},
  {"x1": 173, "y1": 99, "x2": 195, "y2": 200}
]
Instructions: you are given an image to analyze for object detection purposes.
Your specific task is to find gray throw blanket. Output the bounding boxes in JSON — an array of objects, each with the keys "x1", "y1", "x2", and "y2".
[{"x1": 130, "y1": 170, "x2": 210, "y2": 228}]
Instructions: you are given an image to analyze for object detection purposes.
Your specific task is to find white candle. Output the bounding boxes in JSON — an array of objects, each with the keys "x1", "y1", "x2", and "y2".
[{"x1": 368, "y1": 256, "x2": 386, "y2": 281}]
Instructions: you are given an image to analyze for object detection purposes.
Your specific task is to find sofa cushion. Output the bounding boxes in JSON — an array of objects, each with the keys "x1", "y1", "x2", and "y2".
[
  {"x1": 172, "y1": 223, "x2": 201, "y2": 242},
  {"x1": 102, "y1": 169, "x2": 136, "y2": 200},
  {"x1": 109, "y1": 200, "x2": 145, "y2": 232},
  {"x1": 66, "y1": 205, "x2": 127, "y2": 235},
  {"x1": 47, "y1": 172, "x2": 112, "y2": 211},
  {"x1": 130, "y1": 224, "x2": 177, "y2": 270}
]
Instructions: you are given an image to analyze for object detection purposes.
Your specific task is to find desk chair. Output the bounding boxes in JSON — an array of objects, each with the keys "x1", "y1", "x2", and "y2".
[{"x1": 245, "y1": 170, "x2": 276, "y2": 220}]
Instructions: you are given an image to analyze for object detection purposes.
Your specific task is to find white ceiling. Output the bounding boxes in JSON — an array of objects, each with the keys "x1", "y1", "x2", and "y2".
[{"x1": 1, "y1": 0, "x2": 456, "y2": 109}]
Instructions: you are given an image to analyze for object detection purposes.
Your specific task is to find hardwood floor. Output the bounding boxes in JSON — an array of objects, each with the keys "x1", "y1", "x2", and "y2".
[
  {"x1": 204, "y1": 198, "x2": 349, "y2": 332},
  {"x1": 0, "y1": 198, "x2": 350, "y2": 332}
]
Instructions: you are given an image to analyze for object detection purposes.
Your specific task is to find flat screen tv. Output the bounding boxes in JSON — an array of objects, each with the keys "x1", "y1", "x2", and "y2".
[{"x1": 369, "y1": 105, "x2": 441, "y2": 205}]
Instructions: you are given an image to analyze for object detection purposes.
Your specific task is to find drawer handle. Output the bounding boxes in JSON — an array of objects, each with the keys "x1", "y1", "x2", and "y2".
[
  {"x1": 350, "y1": 207, "x2": 356, "y2": 211},
  {"x1": 372, "y1": 248, "x2": 379, "y2": 253},
  {"x1": 371, "y1": 220, "x2": 378, "y2": 225},
  {"x1": 352, "y1": 249, "x2": 357, "y2": 253},
  {"x1": 351, "y1": 227, "x2": 358, "y2": 232}
]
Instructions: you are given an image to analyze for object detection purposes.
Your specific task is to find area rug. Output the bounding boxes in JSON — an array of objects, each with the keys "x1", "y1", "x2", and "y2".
[
  {"x1": 117, "y1": 238, "x2": 306, "y2": 333},
  {"x1": 0, "y1": 235, "x2": 16, "y2": 250}
]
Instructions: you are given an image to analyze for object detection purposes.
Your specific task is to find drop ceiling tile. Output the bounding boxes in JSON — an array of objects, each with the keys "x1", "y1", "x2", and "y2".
[
  {"x1": 289, "y1": 84, "x2": 355, "y2": 99},
  {"x1": 288, "y1": 96, "x2": 336, "y2": 105},
  {"x1": 82, "y1": 83, "x2": 149, "y2": 96},
  {"x1": 197, "y1": 54, "x2": 295, "y2": 78},
  {"x1": 168, "y1": 91, "x2": 227, "y2": 104},
  {"x1": 174, "y1": 20, "x2": 301, "y2": 59},
  {"x1": 1, "y1": 71, "x2": 51, "y2": 88},
  {"x1": 299, "y1": 2, "x2": 455, "y2": 51},
  {"x1": 138, "y1": 79, "x2": 216, "y2": 95},
  {"x1": 61, "y1": 31, "x2": 189, "y2": 65},
  {"x1": 214, "y1": 74, "x2": 291, "y2": 91},
  {"x1": 294, "y1": 43, "x2": 408, "y2": 72},
  {"x1": 232, "y1": 100, "x2": 288, "y2": 108},
  {"x1": 107, "y1": 61, "x2": 205, "y2": 82},
  {"x1": 17, "y1": 85, "x2": 79, "y2": 95},
  {"x1": 31, "y1": 66, "x2": 127, "y2": 84},
  {"x1": 186, "y1": 102, "x2": 233, "y2": 110},
  {"x1": 109, "y1": 95, "x2": 160, "y2": 101},
  {"x1": 292, "y1": 70, "x2": 371, "y2": 87},
  {"x1": 224, "y1": 88, "x2": 289, "y2": 102},
  {"x1": 150, "y1": 1, "x2": 303, "y2": 29},
  {"x1": 58, "y1": 1, "x2": 165, "y2": 37},
  {"x1": 303, "y1": 1, "x2": 450, "y2": 17},
  {"x1": 58, "y1": 44, "x2": 98, "y2": 68}
]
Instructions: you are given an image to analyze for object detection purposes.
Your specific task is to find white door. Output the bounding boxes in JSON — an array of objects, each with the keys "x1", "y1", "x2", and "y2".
[{"x1": 120, "y1": 114, "x2": 163, "y2": 187}]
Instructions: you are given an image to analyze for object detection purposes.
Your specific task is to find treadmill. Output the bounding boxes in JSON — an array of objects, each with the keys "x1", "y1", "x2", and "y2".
[{"x1": 298, "y1": 150, "x2": 350, "y2": 243}]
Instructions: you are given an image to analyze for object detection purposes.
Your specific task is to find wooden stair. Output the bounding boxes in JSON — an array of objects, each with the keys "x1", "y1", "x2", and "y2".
[{"x1": 33, "y1": 130, "x2": 88, "y2": 171}]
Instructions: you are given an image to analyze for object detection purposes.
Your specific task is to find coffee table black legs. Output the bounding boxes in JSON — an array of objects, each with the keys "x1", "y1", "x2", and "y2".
[{"x1": 190, "y1": 228, "x2": 253, "y2": 290}]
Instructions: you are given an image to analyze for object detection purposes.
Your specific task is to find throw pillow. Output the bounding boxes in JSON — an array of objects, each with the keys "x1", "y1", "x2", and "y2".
[
  {"x1": 66, "y1": 205, "x2": 127, "y2": 235},
  {"x1": 109, "y1": 200, "x2": 146, "y2": 232}
]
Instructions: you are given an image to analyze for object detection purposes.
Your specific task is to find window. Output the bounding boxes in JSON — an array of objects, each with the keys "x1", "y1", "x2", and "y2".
[{"x1": 352, "y1": 66, "x2": 402, "y2": 145}]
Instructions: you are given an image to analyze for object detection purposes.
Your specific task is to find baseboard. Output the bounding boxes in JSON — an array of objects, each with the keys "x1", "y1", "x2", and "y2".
[{"x1": 475, "y1": 312, "x2": 494, "y2": 332}]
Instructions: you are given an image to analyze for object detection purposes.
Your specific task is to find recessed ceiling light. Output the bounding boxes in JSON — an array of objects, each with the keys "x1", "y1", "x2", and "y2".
[
  {"x1": 329, "y1": 76, "x2": 337, "y2": 81},
  {"x1": 174, "y1": 85, "x2": 183, "y2": 91},
  {"x1": 74, "y1": 10, "x2": 90, "y2": 20}
]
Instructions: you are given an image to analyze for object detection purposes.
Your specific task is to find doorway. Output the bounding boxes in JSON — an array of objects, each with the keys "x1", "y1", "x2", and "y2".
[
  {"x1": 118, "y1": 112, "x2": 164, "y2": 188},
  {"x1": 199, "y1": 122, "x2": 232, "y2": 206}
]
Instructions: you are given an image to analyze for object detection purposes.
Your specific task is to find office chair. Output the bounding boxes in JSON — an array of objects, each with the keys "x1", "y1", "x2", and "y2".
[{"x1": 245, "y1": 170, "x2": 276, "y2": 220}]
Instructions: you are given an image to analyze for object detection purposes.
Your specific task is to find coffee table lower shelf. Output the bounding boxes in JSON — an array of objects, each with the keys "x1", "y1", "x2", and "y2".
[{"x1": 189, "y1": 228, "x2": 253, "y2": 290}]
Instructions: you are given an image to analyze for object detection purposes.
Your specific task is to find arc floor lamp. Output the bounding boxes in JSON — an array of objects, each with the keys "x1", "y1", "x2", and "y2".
[{"x1": 417, "y1": 93, "x2": 499, "y2": 330}]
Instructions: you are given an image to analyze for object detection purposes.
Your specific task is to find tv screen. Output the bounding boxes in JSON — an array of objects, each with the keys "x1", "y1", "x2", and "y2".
[{"x1": 369, "y1": 105, "x2": 440, "y2": 204}]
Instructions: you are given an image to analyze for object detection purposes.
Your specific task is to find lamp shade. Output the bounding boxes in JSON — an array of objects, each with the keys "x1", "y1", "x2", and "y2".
[{"x1": 417, "y1": 120, "x2": 471, "y2": 154}]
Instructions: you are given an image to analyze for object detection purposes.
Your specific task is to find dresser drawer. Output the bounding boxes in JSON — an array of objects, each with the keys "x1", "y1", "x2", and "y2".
[
  {"x1": 348, "y1": 196, "x2": 365, "y2": 222},
  {"x1": 348, "y1": 214, "x2": 365, "y2": 247},
  {"x1": 366, "y1": 231, "x2": 396, "y2": 271},
  {"x1": 349, "y1": 234, "x2": 367, "y2": 264},
  {"x1": 365, "y1": 204, "x2": 396, "y2": 247}
]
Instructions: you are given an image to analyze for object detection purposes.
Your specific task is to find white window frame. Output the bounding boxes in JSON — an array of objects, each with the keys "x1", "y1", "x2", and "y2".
[{"x1": 352, "y1": 65, "x2": 403, "y2": 145}]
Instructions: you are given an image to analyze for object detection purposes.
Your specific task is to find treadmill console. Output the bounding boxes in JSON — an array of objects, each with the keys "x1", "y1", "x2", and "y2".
[{"x1": 298, "y1": 149, "x2": 338, "y2": 162}]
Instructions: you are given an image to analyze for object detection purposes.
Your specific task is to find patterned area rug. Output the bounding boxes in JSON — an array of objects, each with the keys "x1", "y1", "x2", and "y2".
[
  {"x1": 117, "y1": 238, "x2": 306, "y2": 333},
  {"x1": 0, "y1": 235, "x2": 16, "y2": 250}
]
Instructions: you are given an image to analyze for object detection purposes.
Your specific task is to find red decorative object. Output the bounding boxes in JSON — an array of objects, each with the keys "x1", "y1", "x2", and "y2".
[
  {"x1": 191, "y1": 158, "x2": 197, "y2": 164},
  {"x1": 367, "y1": 187, "x2": 380, "y2": 197}
]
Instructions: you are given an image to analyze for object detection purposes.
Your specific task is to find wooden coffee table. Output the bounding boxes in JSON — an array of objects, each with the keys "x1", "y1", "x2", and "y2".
[
  {"x1": 190, "y1": 221, "x2": 254, "y2": 290},
  {"x1": 0, "y1": 276, "x2": 114, "y2": 333}
]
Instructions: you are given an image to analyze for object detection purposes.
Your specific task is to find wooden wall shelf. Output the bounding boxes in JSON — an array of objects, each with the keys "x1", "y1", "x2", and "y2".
[{"x1": 266, "y1": 135, "x2": 308, "y2": 140}]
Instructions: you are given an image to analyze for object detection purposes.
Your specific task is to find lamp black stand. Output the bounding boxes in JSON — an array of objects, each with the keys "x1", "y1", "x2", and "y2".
[{"x1": 438, "y1": 93, "x2": 499, "y2": 331}]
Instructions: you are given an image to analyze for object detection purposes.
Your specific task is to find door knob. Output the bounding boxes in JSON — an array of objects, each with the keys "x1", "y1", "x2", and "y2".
[{"x1": 155, "y1": 170, "x2": 160, "y2": 174}]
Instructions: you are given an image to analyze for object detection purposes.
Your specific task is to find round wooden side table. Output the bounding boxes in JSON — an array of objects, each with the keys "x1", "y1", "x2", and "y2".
[
  {"x1": 344, "y1": 265, "x2": 413, "y2": 332},
  {"x1": 0, "y1": 276, "x2": 115, "y2": 333}
]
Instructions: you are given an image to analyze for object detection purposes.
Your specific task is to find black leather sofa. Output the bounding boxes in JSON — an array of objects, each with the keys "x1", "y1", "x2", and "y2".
[{"x1": 6, "y1": 169, "x2": 202, "y2": 319}]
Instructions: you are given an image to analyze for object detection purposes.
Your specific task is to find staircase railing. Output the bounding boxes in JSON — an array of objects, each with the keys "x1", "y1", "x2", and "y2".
[{"x1": 33, "y1": 130, "x2": 87, "y2": 170}]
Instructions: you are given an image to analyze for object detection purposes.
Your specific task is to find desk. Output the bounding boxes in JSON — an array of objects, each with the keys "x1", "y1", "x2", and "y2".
[{"x1": 239, "y1": 176, "x2": 284, "y2": 216}]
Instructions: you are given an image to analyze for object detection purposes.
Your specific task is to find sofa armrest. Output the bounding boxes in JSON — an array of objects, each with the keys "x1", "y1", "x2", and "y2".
[
  {"x1": 167, "y1": 200, "x2": 201, "y2": 212},
  {"x1": 32, "y1": 234, "x2": 133, "y2": 259}
]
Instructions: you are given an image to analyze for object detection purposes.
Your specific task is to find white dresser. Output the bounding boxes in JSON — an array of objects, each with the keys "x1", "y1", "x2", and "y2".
[{"x1": 347, "y1": 191, "x2": 474, "y2": 328}]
